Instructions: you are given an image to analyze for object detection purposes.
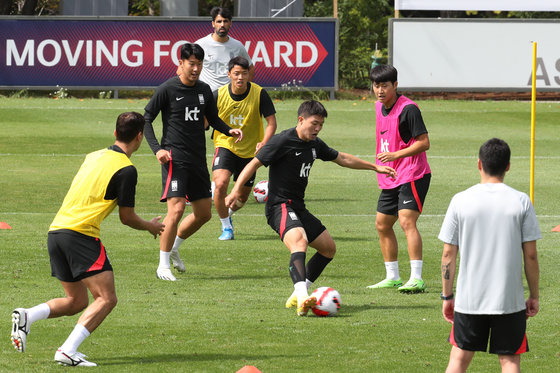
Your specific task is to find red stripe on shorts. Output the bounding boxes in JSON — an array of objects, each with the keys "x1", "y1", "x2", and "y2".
[
  {"x1": 161, "y1": 150, "x2": 173, "y2": 202},
  {"x1": 87, "y1": 239, "x2": 106, "y2": 272},
  {"x1": 515, "y1": 333, "x2": 528, "y2": 354},
  {"x1": 411, "y1": 180, "x2": 422, "y2": 213},
  {"x1": 449, "y1": 323, "x2": 457, "y2": 347},
  {"x1": 211, "y1": 147, "x2": 220, "y2": 167},
  {"x1": 279, "y1": 203, "x2": 288, "y2": 239}
]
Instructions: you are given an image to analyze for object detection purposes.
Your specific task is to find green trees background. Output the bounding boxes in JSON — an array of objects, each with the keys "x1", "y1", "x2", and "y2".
[{"x1": 1, "y1": 0, "x2": 558, "y2": 89}]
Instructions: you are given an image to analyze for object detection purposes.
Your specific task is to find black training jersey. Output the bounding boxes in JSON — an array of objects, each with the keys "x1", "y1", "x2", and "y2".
[
  {"x1": 381, "y1": 94, "x2": 428, "y2": 144},
  {"x1": 144, "y1": 76, "x2": 232, "y2": 165},
  {"x1": 256, "y1": 127, "x2": 338, "y2": 207}
]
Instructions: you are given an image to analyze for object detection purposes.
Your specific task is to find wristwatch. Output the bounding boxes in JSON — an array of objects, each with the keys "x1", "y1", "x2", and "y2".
[{"x1": 440, "y1": 292, "x2": 454, "y2": 300}]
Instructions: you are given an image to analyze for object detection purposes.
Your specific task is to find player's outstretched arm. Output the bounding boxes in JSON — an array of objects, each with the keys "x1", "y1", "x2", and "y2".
[
  {"x1": 333, "y1": 152, "x2": 396, "y2": 177},
  {"x1": 522, "y1": 240, "x2": 540, "y2": 317},
  {"x1": 441, "y1": 243, "x2": 458, "y2": 323},
  {"x1": 226, "y1": 158, "x2": 263, "y2": 208},
  {"x1": 118, "y1": 206, "x2": 165, "y2": 239}
]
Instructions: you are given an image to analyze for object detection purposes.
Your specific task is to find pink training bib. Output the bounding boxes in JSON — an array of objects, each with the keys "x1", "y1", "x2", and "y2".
[{"x1": 375, "y1": 96, "x2": 431, "y2": 189}]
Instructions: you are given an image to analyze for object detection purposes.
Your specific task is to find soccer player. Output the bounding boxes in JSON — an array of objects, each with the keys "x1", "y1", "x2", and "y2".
[
  {"x1": 144, "y1": 43, "x2": 243, "y2": 281},
  {"x1": 439, "y1": 138, "x2": 540, "y2": 373},
  {"x1": 10, "y1": 112, "x2": 165, "y2": 367},
  {"x1": 177, "y1": 6, "x2": 254, "y2": 92},
  {"x1": 225, "y1": 100, "x2": 396, "y2": 316},
  {"x1": 367, "y1": 64, "x2": 431, "y2": 293},
  {"x1": 211, "y1": 56, "x2": 277, "y2": 240}
]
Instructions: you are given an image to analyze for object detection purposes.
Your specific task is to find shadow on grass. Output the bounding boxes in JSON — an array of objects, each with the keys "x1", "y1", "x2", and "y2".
[
  {"x1": 96, "y1": 352, "x2": 300, "y2": 366},
  {"x1": 339, "y1": 302, "x2": 434, "y2": 316}
]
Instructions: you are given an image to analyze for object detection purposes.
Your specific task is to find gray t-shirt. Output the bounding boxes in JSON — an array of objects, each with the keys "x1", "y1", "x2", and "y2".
[
  {"x1": 196, "y1": 34, "x2": 253, "y2": 91},
  {"x1": 438, "y1": 183, "x2": 541, "y2": 315}
]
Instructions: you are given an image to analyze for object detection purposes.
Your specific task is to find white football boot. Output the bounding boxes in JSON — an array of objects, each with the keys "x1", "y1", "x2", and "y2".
[
  {"x1": 156, "y1": 268, "x2": 176, "y2": 281},
  {"x1": 170, "y1": 250, "x2": 186, "y2": 273},
  {"x1": 55, "y1": 350, "x2": 97, "y2": 367},
  {"x1": 11, "y1": 308, "x2": 30, "y2": 352}
]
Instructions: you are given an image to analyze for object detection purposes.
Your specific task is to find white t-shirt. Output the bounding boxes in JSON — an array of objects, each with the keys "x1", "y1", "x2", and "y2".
[
  {"x1": 438, "y1": 183, "x2": 541, "y2": 315},
  {"x1": 195, "y1": 34, "x2": 253, "y2": 91}
]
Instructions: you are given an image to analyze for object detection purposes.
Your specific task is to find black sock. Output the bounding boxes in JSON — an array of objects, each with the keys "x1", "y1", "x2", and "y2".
[
  {"x1": 289, "y1": 252, "x2": 306, "y2": 284},
  {"x1": 306, "y1": 253, "x2": 333, "y2": 283}
]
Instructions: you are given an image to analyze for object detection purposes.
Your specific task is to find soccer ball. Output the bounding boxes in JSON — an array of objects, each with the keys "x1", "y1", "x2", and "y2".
[
  {"x1": 253, "y1": 180, "x2": 269, "y2": 203},
  {"x1": 311, "y1": 287, "x2": 342, "y2": 317}
]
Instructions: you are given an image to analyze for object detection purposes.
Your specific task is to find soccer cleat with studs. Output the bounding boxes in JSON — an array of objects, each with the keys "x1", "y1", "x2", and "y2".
[
  {"x1": 218, "y1": 227, "x2": 234, "y2": 241},
  {"x1": 54, "y1": 350, "x2": 97, "y2": 367},
  {"x1": 170, "y1": 250, "x2": 186, "y2": 273},
  {"x1": 285, "y1": 293, "x2": 298, "y2": 309},
  {"x1": 296, "y1": 296, "x2": 317, "y2": 316},
  {"x1": 156, "y1": 268, "x2": 176, "y2": 281},
  {"x1": 11, "y1": 308, "x2": 30, "y2": 353},
  {"x1": 366, "y1": 278, "x2": 403, "y2": 289},
  {"x1": 398, "y1": 278, "x2": 426, "y2": 293}
]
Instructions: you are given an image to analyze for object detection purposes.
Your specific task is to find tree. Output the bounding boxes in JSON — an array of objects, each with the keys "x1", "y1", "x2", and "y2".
[{"x1": 305, "y1": 0, "x2": 393, "y2": 89}]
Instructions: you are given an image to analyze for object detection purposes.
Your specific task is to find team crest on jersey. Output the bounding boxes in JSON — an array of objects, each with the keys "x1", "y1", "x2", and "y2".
[
  {"x1": 312, "y1": 148, "x2": 317, "y2": 160},
  {"x1": 198, "y1": 94, "x2": 205, "y2": 104}
]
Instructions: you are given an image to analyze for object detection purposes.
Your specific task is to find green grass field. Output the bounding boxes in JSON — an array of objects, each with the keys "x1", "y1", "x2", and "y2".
[{"x1": 1, "y1": 97, "x2": 559, "y2": 372}]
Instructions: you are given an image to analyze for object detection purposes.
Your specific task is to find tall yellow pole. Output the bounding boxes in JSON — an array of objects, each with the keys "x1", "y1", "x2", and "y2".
[{"x1": 530, "y1": 42, "x2": 537, "y2": 203}]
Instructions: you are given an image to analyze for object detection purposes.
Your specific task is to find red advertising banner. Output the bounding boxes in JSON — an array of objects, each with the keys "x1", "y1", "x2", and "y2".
[{"x1": 0, "y1": 17, "x2": 337, "y2": 89}]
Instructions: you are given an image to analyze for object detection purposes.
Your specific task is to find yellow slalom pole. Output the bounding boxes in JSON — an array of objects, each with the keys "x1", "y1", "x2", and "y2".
[{"x1": 530, "y1": 42, "x2": 537, "y2": 204}]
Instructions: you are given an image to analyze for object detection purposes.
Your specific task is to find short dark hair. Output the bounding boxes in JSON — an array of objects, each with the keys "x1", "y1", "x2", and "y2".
[
  {"x1": 116, "y1": 112, "x2": 144, "y2": 143},
  {"x1": 479, "y1": 138, "x2": 511, "y2": 176},
  {"x1": 228, "y1": 56, "x2": 250, "y2": 72},
  {"x1": 370, "y1": 64, "x2": 398, "y2": 84},
  {"x1": 180, "y1": 43, "x2": 205, "y2": 61},
  {"x1": 210, "y1": 6, "x2": 232, "y2": 21},
  {"x1": 297, "y1": 100, "x2": 328, "y2": 119}
]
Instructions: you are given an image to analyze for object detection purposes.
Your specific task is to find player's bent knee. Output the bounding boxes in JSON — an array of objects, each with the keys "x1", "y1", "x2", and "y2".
[
  {"x1": 168, "y1": 206, "x2": 186, "y2": 221},
  {"x1": 105, "y1": 295, "x2": 118, "y2": 311},
  {"x1": 194, "y1": 211, "x2": 212, "y2": 224},
  {"x1": 67, "y1": 298, "x2": 89, "y2": 316}
]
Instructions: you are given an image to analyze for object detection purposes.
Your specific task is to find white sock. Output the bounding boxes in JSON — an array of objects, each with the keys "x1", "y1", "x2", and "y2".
[
  {"x1": 59, "y1": 323, "x2": 90, "y2": 355},
  {"x1": 171, "y1": 236, "x2": 184, "y2": 252},
  {"x1": 294, "y1": 281, "x2": 308, "y2": 304},
  {"x1": 228, "y1": 208, "x2": 235, "y2": 217},
  {"x1": 305, "y1": 279, "x2": 313, "y2": 289},
  {"x1": 220, "y1": 217, "x2": 232, "y2": 229},
  {"x1": 385, "y1": 261, "x2": 400, "y2": 281},
  {"x1": 158, "y1": 251, "x2": 171, "y2": 269},
  {"x1": 27, "y1": 303, "x2": 50, "y2": 326},
  {"x1": 410, "y1": 260, "x2": 423, "y2": 280}
]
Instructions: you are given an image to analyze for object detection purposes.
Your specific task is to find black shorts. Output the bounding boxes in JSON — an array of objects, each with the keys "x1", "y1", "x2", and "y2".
[
  {"x1": 266, "y1": 202, "x2": 326, "y2": 243},
  {"x1": 161, "y1": 159, "x2": 211, "y2": 203},
  {"x1": 211, "y1": 147, "x2": 255, "y2": 187},
  {"x1": 48, "y1": 230, "x2": 113, "y2": 282},
  {"x1": 377, "y1": 173, "x2": 431, "y2": 215},
  {"x1": 450, "y1": 310, "x2": 528, "y2": 355}
]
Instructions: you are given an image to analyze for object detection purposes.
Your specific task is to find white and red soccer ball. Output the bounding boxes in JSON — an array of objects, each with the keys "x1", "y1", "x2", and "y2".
[
  {"x1": 253, "y1": 180, "x2": 269, "y2": 203},
  {"x1": 311, "y1": 287, "x2": 342, "y2": 317}
]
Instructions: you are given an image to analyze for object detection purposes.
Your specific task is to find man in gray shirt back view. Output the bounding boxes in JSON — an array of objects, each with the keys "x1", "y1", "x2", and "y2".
[{"x1": 439, "y1": 138, "x2": 540, "y2": 373}]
